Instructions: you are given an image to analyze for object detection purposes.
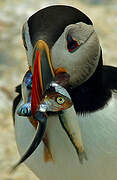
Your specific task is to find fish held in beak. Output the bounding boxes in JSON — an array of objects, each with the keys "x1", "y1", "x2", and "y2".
[
  {"x1": 39, "y1": 79, "x2": 87, "y2": 163},
  {"x1": 38, "y1": 80, "x2": 72, "y2": 112},
  {"x1": 13, "y1": 38, "x2": 86, "y2": 171},
  {"x1": 12, "y1": 40, "x2": 72, "y2": 171}
]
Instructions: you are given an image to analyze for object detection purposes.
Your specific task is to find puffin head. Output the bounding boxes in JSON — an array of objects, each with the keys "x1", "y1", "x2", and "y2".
[
  {"x1": 22, "y1": 6, "x2": 100, "y2": 88},
  {"x1": 51, "y1": 22, "x2": 100, "y2": 87}
]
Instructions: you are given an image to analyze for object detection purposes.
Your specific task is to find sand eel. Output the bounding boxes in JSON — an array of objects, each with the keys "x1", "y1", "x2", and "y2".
[{"x1": 12, "y1": 5, "x2": 117, "y2": 180}]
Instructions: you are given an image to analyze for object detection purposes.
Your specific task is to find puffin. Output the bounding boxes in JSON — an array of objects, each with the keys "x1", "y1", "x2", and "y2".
[{"x1": 12, "y1": 5, "x2": 117, "y2": 180}]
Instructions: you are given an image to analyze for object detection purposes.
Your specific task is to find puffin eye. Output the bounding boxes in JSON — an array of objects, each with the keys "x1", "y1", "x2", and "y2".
[
  {"x1": 67, "y1": 35, "x2": 79, "y2": 53},
  {"x1": 56, "y1": 96, "x2": 65, "y2": 105}
]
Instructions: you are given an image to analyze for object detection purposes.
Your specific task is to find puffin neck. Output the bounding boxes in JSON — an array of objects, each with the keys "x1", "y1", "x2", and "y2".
[
  {"x1": 81, "y1": 48, "x2": 103, "y2": 89},
  {"x1": 68, "y1": 50, "x2": 112, "y2": 114}
]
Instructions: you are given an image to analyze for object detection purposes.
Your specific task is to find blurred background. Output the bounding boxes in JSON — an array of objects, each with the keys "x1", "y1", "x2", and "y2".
[{"x1": 0, "y1": 0, "x2": 117, "y2": 179}]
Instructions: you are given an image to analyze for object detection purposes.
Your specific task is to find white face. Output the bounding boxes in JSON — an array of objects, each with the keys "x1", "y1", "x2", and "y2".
[
  {"x1": 51, "y1": 22, "x2": 100, "y2": 87},
  {"x1": 23, "y1": 21, "x2": 100, "y2": 87}
]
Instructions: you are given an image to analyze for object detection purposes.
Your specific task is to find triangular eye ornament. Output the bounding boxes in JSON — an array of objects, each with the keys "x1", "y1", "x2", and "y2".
[{"x1": 67, "y1": 34, "x2": 79, "y2": 53}]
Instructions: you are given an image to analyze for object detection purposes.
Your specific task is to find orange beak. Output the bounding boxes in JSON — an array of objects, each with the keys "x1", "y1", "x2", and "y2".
[{"x1": 31, "y1": 40, "x2": 55, "y2": 116}]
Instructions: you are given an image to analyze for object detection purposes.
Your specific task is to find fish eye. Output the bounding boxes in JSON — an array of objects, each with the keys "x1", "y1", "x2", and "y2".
[{"x1": 56, "y1": 96, "x2": 65, "y2": 105}]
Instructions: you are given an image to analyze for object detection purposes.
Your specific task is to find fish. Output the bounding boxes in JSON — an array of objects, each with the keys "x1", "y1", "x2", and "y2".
[{"x1": 38, "y1": 81, "x2": 72, "y2": 112}]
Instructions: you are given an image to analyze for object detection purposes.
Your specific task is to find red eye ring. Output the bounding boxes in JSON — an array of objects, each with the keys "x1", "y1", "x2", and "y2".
[{"x1": 67, "y1": 35, "x2": 79, "y2": 53}]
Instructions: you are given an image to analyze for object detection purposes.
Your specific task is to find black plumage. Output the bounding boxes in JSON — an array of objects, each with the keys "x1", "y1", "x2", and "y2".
[{"x1": 28, "y1": 5, "x2": 92, "y2": 48}]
